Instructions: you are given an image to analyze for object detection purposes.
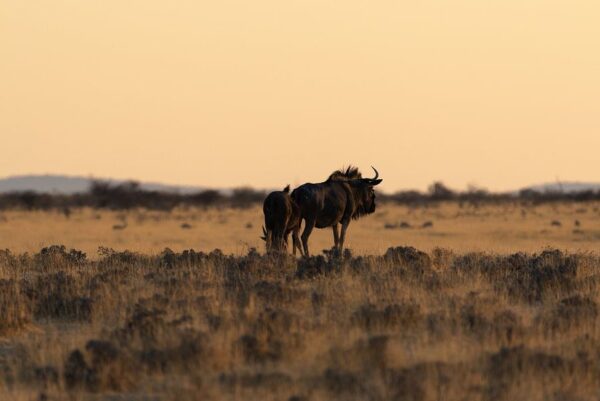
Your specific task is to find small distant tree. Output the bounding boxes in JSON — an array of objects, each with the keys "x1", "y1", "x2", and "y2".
[
  {"x1": 230, "y1": 187, "x2": 267, "y2": 208},
  {"x1": 467, "y1": 184, "x2": 488, "y2": 196},
  {"x1": 89, "y1": 180, "x2": 142, "y2": 209},
  {"x1": 190, "y1": 190, "x2": 224, "y2": 207},
  {"x1": 428, "y1": 181, "x2": 455, "y2": 200}
]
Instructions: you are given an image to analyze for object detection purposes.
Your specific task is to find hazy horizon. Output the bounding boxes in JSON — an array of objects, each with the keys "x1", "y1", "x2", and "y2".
[
  {"x1": 2, "y1": 173, "x2": 600, "y2": 195},
  {"x1": 2, "y1": 1, "x2": 599, "y2": 193}
]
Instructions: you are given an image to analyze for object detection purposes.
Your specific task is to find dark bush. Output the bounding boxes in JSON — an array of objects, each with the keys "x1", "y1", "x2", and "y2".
[
  {"x1": 0, "y1": 279, "x2": 31, "y2": 334},
  {"x1": 21, "y1": 271, "x2": 93, "y2": 321}
]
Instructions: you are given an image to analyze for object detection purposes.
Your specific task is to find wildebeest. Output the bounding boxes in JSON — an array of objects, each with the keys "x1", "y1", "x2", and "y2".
[
  {"x1": 291, "y1": 166, "x2": 382, "y2": 256},
  {"x1": 261, "y1": 185, "x2": 302, "y2": 255}
]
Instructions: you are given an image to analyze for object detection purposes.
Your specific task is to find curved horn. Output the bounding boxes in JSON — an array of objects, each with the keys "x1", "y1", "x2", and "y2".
[
  {"x1": 359, "y1": 166, "x2": 382, "y2": 186},
  {"x1": 349, "y1": 166, "x2": 382, "y2": 186},
  {"x1": 371, "y1": 166, "x2": 379, "y2": 180},
  {"x1": 261, "y1": 226, "x2": 268, "y2": 241}
]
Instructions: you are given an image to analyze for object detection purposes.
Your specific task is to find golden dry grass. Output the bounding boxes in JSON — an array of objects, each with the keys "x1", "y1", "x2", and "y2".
[
  {"x1": 0, "y1": 202, "x2": 599, "y2": 401},
  {"x1": 0, "y1": 201, "x2": 599, "y2": 256}
]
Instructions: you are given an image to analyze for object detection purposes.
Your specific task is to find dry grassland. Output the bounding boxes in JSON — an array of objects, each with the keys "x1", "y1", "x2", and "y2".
[
  {"x1": 0, "y1": 202, "x2": 599, "y2": 255},
  {"x1": 0, "y1": 202, "x2": 599, "y2": 401}
]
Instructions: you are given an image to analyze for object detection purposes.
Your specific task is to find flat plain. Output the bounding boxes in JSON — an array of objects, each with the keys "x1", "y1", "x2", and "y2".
[
  {"x1": 1, "y1": 201, "x2": 600, "y2": 401},
  {"x1": 1, "y1": 201, "x2": 599, "y2": 255}
]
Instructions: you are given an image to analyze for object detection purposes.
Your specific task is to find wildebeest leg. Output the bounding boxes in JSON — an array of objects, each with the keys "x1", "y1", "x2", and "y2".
[
  {"x1": 339, "y1": 220, "x2": 350, "y2": 254},
  {"x1": 292, "y1": 229, "x2": 303, "y2": 256},
  {"x1": 283, "y1": 233, "x2": 290, "y2": 253},
  {"x1": 291, "y1": 224, "x2": 303, "y2": 256},
  {"x1": 332, "y1": 223, "x2": 340, "y2": 249},
  {"x1": 301, "y1": 217, "x2": 316, "y2": 256}
]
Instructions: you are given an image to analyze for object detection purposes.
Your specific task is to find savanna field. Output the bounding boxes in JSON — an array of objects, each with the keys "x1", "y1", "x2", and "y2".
[{"x1": 1, "y1": 201, "x2": 600, "y2": 400}]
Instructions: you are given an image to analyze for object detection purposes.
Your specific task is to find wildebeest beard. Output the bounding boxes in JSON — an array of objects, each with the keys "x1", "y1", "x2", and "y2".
[
  {"x1": 352, "y1": 200, "x2": 372, "y2": 219},
  {"x1": 351, "y1": 186, "x2": 376, "y2": 220}
]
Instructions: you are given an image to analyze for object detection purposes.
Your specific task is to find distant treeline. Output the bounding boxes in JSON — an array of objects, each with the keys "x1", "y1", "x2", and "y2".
[
  {"x1": 384, "y1": 182, "x2": 600, "y2": 205},
  {"x1": 0, "y1": 180, "x2": 599, "y2": 211},
  {"x1": 0, "y1": 181, "x2": 266, "y2": 211}
]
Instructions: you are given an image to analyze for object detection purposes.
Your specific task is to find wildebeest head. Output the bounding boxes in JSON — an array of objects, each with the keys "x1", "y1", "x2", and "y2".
[{"x1": 328, "y1": 166, "x2": 382, "y2": 219}]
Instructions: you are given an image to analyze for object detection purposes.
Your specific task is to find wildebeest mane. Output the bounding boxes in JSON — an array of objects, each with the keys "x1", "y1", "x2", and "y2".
[{"x1": 327, "y1": 166, "x2": 362, "y2": 182}]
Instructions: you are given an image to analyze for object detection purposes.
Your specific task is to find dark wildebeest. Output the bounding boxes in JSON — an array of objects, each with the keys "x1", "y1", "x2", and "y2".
[
  {"x1": 291, "y1": 166, "x2": 382, "y2": 256},
  {"x1": 261, "y1": 185, "x2": 302, "y2": 255}
]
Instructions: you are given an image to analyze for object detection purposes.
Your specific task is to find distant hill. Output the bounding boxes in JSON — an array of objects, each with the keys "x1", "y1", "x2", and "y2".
[
  {"x1": 1, "y1": 175, "x2": 599, "y2": 196},
  {"x1": 0, "y1": 175, "x2": 208, "y2": 194},
  {"x1": 521, "y1": 182, "x2": 600, "y2": 193}
]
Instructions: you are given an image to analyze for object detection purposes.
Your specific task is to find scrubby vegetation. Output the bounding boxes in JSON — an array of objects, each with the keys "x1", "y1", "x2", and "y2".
[
  {"x1": 1, "y1": 180, "x2": 599, "y2": 212},
  {"x1": 1, "y1": 245, "x2": 600, "y2": 400}
]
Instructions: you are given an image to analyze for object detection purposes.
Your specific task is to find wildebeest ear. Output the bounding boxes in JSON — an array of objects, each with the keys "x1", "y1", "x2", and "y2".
[{"x1": 370, "y1": 179, "x2": 383, "y2": 186}]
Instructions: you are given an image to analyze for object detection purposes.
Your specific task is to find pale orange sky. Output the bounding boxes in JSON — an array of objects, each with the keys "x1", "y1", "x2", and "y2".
[{"x1": 1, "y1": 0, "x2": 599, "y2": 192}]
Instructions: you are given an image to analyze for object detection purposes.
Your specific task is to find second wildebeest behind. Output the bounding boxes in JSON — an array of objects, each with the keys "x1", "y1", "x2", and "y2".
[
  {"x1": 262, "y1": 185, "x2": 302, "y2": 255},
  {"x1": 291, "y1": 166, "x2": 382, "y2": 256}
]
